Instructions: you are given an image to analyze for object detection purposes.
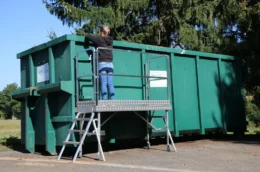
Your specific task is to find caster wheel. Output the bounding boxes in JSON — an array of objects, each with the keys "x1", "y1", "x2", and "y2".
[
  {"x1": 167, "y1": 145, "x2": 171, "y2": 152},
  {"x1": 147, "y1": 143, "x2": 150, "y2": 150}
]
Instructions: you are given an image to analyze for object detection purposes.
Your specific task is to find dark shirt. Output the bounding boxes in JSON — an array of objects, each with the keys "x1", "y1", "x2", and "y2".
[{"x1": 85, "y1": 34, "x2": 113, "y2": 62}]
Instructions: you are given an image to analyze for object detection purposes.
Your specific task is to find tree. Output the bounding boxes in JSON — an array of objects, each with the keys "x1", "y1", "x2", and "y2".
[
  {"x1": 245, "y1": 100, "x2": 260, "y2": 127},
  {"x1": 47, "y1": 28, "x2": 57, "y2": 40},
  {"x1": 42, "y1": 1, "x2": 260, "y2": 87},
  {"x1": 42, "y1": 0, "x2": 234, "y2": 49},
  {"x1": 42, "y1": 0, "x2": 260, "y2": 126},
  {"x1": 0, "y1": 83, "x2": 21, "y2": 119}
]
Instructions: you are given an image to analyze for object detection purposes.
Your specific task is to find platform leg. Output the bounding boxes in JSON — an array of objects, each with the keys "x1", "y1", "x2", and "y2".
[
  {"x1": 97, "y1": 112, "x2": 101, "y2": 159},
  {"x1": 79, "y1": 113, "x2": 85, "y2": 158},
  {"x1": 164, "y1": 110, "x2": 177, "y2": 152},
  {"x1": 166, "y1": 110, "x2": 171, "y2": 152},
  {"x1": 146, "y1": 112, "x2": 150, "y2": 150}
]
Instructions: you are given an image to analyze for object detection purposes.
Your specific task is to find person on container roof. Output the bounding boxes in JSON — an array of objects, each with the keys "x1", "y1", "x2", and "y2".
[{"x1": 85, "y1": 25, "x2": 115, "y2": 100}]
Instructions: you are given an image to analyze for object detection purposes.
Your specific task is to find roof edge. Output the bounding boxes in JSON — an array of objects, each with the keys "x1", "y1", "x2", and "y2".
[{"x1": 16, "y1": 34, "x2": 235, "y2": 61}]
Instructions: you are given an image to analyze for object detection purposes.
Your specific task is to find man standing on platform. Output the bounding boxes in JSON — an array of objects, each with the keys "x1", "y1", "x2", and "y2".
[{"x1": 85, "y1": 25, "x2": 115, "y2": 100}]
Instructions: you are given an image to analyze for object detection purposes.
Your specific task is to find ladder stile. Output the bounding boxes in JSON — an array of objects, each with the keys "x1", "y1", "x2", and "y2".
[
  {"x1": 57, "y1": 112, "x2": 81, "y2": 160},
  {"x1": 72, "y1": 112, "x2": 95, "y2": 163}
]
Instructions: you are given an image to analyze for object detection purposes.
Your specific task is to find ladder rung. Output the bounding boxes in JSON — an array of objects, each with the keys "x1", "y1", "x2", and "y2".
[
  {"x1": 78, "y1": 59, "x2": 91, "y2": 62},
  {"x1": 64, "y1": 141, "x2": 80, "y2": 145},
  {"x1": 68, "y1": 129, "x2": 85, "y2": 133},
  {"x1": 68, "y1": 130, "x2": 106, "y2": 135},
  {"x1": 151, "y1": 116, "x2": 165, "y2": 118},
  {"x1": 157, "y1": 128, "x2": 166, "y2": 131},
  {"x1": 78, "y1": 78, "x2": 92, "y2": 81},
  {"x1": 74, "y1": 118, "x2": 90, "y2": 121},
  {"x1": 89, "y1": 130, "x2": 106, "y2": 136},
  {"x1": 149, "y1": 126, "x2": 166, "y2": 130}
]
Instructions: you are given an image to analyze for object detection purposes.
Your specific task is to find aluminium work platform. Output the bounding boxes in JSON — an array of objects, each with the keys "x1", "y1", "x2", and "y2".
[
  {"x1": 77, "y1": 100, "x2": 172, "y2": 112},
  {"x1": 57, "y1": 47, "x2": 177, "y2": 163},
  {"x1": 59, "y1": 99, "x2": 177, "y2": 163}
]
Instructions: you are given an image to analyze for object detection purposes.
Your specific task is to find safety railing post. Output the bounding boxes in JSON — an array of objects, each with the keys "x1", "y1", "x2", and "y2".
[
  {"x1": 96, "y1": 49, "x2": 99, "y2": 105},
  {"x1": 75, "y1": 47, "x2": 171, "y2": 104},
  {"x1": 75, "y1": 53, "x2": 79, "y2": 105}
]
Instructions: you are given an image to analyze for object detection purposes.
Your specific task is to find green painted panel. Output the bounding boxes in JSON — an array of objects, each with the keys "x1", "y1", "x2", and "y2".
[
  {"x1": 146, "y1": 53, "x2": 172, "y2": 133},
  {"x1": 48, "y1": 92, "x2": 73, "y2": 119},
  {"x1": 45, "y1": 94, "x2": 56, "y2": 155},
  {"x1": 48, "y1": 92, "x2": 74, "y2": 146},
  {"x1": 148, "y1": 54, "x2": 168, "y2": 100},
  {"x1": 75, "y1": 43, "x2": 94, "y2": 101},
  {"x1": 28, "y1": 96, "x2": 46, "y2": 145},
  {"x1": 29, "y1": 55, "x2": 35, "y2": 86},
  {"x1": 24, "y1": 98, "x2": 35, "y2": 152},
  {"x1": 21, "y1": 99, "x2": 35, "y2": 150},
  {"x1": 53, "y1": 41, "x2": 71, "y2": 81},
  {"x1": 113, "y1": 50, "x2": 142, "y2": 100},
  {"x1": 52, "y1": 42, "x2": 71, "y2": 82},
  {"x1": 21, "y1": 57, "x2": 30, "y2": 89},
  {"x1": 220, "y1": 60, "x2": 245, "y2": 132},
  {"x1": 199, "y1": 58, "x2": 222, "y2": 129},
  {"x1": 173, "y1": 56, "x2": 200, "y2": 131},
  {"x1": 48, "y1": 48, "x2": 55, "y2": 84},
  {"x1": 54, "y1": 123, "x2": 74, "y2": 146},
  {"x1": 196, "y1": 56, "x2": 205, "y2": 134}
]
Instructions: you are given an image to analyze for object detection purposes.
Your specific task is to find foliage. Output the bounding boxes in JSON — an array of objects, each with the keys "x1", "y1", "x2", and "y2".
[
  {"x1": 47, "y1": 28, "x2": 57, "y2": 40},
  {"x1": 42, "y1": 0, "x2": 241, "y2": 49},
  {"x1": 41, "y1": 1, "x2": 259, "y2": 48},
  {"x1": 250, "y1": 86, "x2": 260, "y2": 100},
  {"x1": 245, "y1": 85, "x2": 260, "y2": 126},
  {"x1": 42, "y1": 0, "x2": 260, "y2": 126},
  {"x1": 41, "y1": 1, "x2": 260, "y2": 77},
  {"x1": 0, "y1": 83, "x2": 21, "y2": 119},
  {"x1": 245, "y1": 100, "x2": 260, "y2": 127},
  {"x1": 0, "y1": 110, "x2": 4, "y2": 119}
]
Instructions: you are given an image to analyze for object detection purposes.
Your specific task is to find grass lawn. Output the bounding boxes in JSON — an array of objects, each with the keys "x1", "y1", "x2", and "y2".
[
  {"x1": 0, "y1": 119, "x2": 259, "y2": 152},
  {"x1": 0, "y1": 120, "x2": 20, "y2": 151}
]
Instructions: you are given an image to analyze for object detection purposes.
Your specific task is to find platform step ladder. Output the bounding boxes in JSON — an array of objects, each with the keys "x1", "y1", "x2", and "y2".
[{"x1": 57, "y1": 112, "x2": 105, "y2": 163}]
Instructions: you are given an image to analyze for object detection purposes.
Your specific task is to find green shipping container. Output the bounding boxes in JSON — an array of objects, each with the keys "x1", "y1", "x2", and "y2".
[{"x1": 12, "y1": 34, "x2": 246, "y2": 155}]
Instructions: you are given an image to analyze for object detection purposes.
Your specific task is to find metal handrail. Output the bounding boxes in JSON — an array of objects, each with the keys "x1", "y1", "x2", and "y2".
[
  {"x1": 75, "y1": 47, "x2": 171, "y2": 106},
  {"x1": 96, "y1": 47, "x2": 169, "y2": 57},
  {"x1": 99, "y1": 73, "x2": 167, "y2": 79},
  {"x1": 96, "y1": 47, "x2": 171, "y2": 103},
  {"x1": 75, "y1": 47, "x2": 95, "y2": 105}
]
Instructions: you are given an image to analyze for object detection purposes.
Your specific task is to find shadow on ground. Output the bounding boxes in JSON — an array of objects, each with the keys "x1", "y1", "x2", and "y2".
[
  {"x1": 1, "y1": 133, "x2": 259, "y2": 161},
  {"x1": 209, "y1": 133, "x2": 260, "y2": 145},
  {"x1": 0, "y1": 136, "x2": 25, "y2": 152}
]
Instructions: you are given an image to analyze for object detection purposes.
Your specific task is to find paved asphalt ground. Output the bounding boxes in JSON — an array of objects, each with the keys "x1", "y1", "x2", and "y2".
[{"x1": 0, "y1": 136, "x2": 259, "y2": 172}]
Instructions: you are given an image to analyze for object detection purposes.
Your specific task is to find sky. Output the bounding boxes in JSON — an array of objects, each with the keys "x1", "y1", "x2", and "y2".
[{"x1": 0, "y1": 0, "x2": 73, "y2": 90}]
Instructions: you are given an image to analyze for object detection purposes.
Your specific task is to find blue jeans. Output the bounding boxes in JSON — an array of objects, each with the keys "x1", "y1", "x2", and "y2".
[{"x1": 98, "y1": 62, "x2": 115, "y2": 100}]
